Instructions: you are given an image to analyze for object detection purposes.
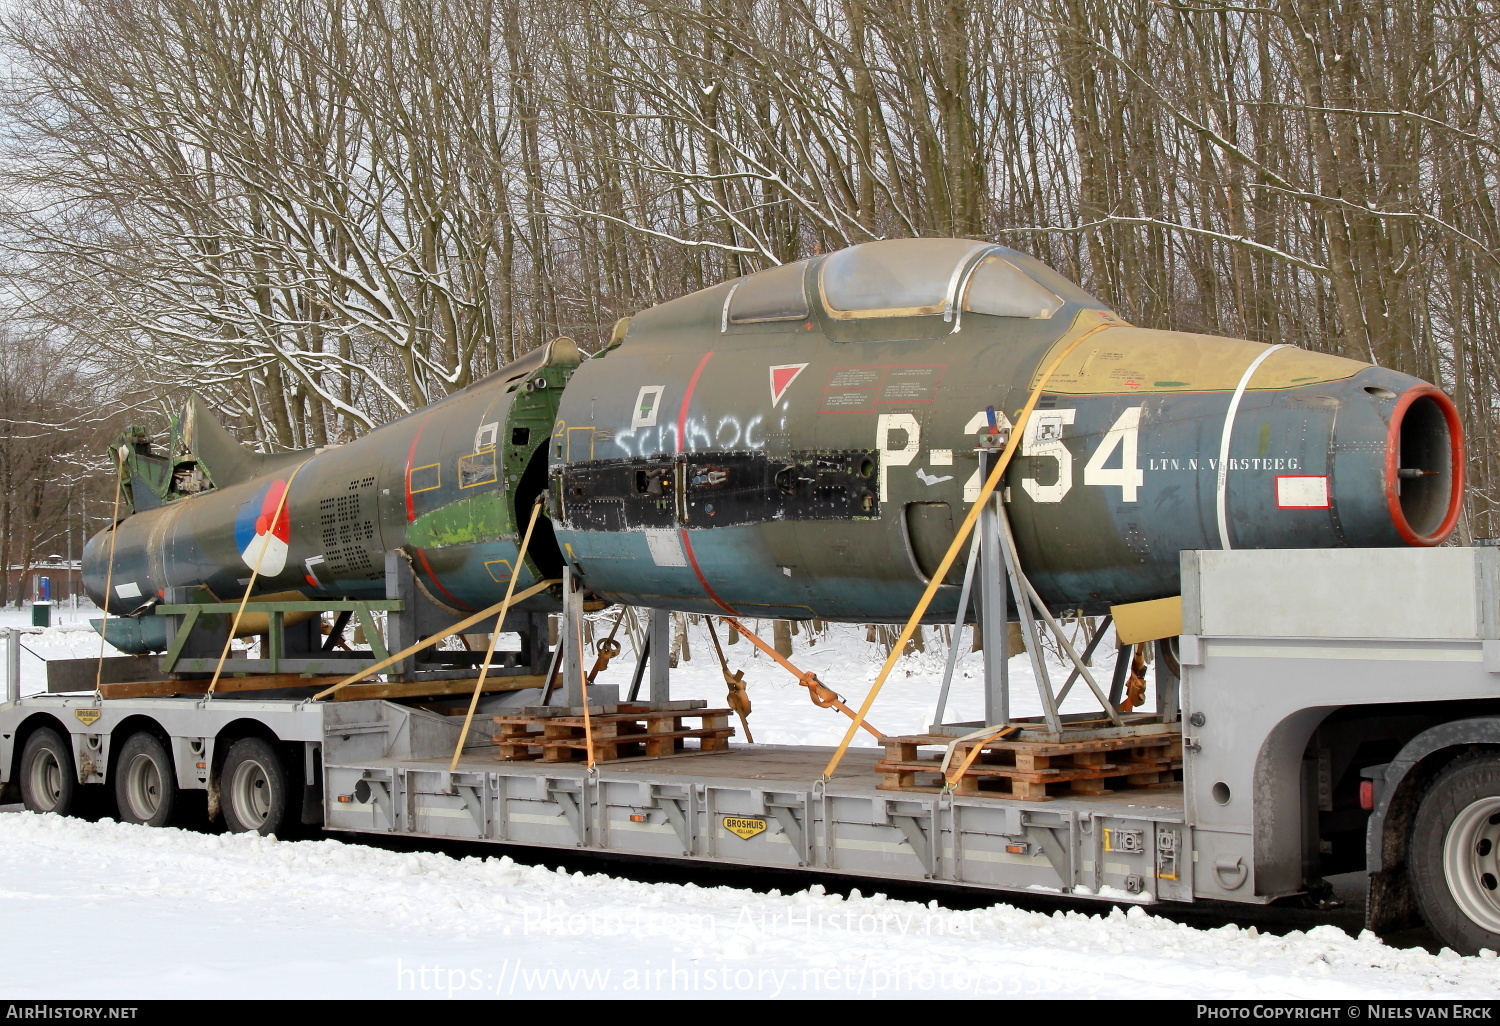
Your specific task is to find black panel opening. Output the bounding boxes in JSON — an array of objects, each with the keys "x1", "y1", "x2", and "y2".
[{"x1": 515, "y1": 444, "x2": 564, "y2": 580}]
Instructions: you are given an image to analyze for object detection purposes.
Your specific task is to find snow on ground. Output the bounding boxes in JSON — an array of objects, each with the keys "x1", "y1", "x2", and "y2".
[
  {"x1": 1, "y1": 604, "x2": 1128, "y2": 734},
  {"x1": 3, "y1": 812, "x2": 1499, "y2": 1000},
  {"x1": 581, "y1": 614, "x2": 1136, "y2": 748},
  {"x1": 0, "y1": 603, "x2": 121, "y2": 699},
  {"x1": 3, "y1": 609, "x2": 1500, "y2": 998}
]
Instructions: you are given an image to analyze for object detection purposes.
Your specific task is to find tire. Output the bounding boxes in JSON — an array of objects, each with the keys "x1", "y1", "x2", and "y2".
[
  {"x1": 221, "y1": 737, "x2": 290, "y2": 836},
  {"x1": 19, "y1": 728, "x2": 76, "y2": 816},
  {"x1": 1410, "y1": 751, "x2": 1500, "y2": 954},
  {"x1": 114, "y1": 732, "x2": 178, "y2": 828}
]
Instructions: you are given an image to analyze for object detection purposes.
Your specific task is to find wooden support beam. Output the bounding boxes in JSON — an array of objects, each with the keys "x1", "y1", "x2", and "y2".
[
  {"x1": 99, "y1": 674, "x2": 322, "y2": 699},
  {"x1": 99, "y1": 673, "x2": 546, "y2": 702},
  {"x1": 333, "y1": 675, "x2": 547, "y2": 702}
]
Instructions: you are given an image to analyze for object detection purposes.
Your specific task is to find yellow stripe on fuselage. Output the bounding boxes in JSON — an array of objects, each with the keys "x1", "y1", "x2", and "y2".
[{"x1": 1034, "y1": 326, "x2": 1365, "y2": 397}]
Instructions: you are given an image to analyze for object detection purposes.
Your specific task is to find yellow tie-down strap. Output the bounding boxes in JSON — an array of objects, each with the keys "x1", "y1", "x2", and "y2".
[{"x1": 821, "y1": 318, "x2": 1125, "y2": 781}]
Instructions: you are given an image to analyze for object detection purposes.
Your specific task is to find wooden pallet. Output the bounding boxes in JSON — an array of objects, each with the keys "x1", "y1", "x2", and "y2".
[
  {"x1": 492, "y1": 701, "x2": 735, "y2": 763},
  {"x1": 875, "y1": 731, "x2": 1183, "y2": 800}
]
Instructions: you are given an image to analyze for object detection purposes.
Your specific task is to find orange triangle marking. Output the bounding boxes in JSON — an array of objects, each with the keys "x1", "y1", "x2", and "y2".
[{"x1": 769, "y1": 363, "x2": 808, "y2": 405}]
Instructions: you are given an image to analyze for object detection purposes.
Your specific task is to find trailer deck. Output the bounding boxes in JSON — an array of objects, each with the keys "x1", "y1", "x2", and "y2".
[
  {"x1": 20, "y1": 548, "x2": 1500, "y2": 952},
  {"x1": 319, "y1": 699, "x2": 1187, "y2": 902}
]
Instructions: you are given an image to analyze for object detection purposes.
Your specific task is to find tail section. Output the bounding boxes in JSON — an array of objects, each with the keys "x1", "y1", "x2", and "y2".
[
  {"x1": 113, "y1": 395, "x2": 309, "y2": 513},
  {"x1": 180, "y1": 394, "x2": 305, "y2": 489}
]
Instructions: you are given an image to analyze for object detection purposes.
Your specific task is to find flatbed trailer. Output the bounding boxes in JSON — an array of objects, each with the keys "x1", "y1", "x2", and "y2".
[{"x1": 6, "y1": 547, "x2": 1500, "y2": 953}]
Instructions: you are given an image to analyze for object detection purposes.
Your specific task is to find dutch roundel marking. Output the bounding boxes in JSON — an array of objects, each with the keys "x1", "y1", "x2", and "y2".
[
  {"x1": 1275, "y1": 475, "x2": 1330, "y2": 508},
  {"x1": 234, "y1": 479, "x2": 292, "y2": 576},
  {"x1": 769, "y1": 363, "x2": 808, "y2": 405}
]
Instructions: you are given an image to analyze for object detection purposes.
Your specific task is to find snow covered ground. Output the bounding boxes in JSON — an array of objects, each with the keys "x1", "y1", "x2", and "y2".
[
  {"x1": 578, "y1": 612, "x2": 1141, "y2": 749},
  {"x1": 1, "y1": 603, "x2": 121, "y2": 699},
  {"x1": 2, "y1": 813, "x2": 1497, "y2": 999},
  {"x1": 0, "y1": 603, "x2": 1139, "y2": 732},
  {"x1": 3, "y1": 608, "x2": 1500, "y2": 999}
]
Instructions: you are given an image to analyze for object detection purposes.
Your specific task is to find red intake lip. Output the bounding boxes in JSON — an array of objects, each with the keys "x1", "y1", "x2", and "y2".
[{"x1": 1385, "y1": 385, "x2": 1464, "y2": 546}]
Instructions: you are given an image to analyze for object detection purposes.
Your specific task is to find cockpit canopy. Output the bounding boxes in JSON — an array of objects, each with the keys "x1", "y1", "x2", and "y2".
[
  {"x1": 819, "y1": 238, "x2": 1064, "y2": 321},
  {"x1": 721, "y1": 237, "x2": 1083, "y2": 334},
  {"x1": 726, "y1": 259, "x2": 810, "y2": 325}
]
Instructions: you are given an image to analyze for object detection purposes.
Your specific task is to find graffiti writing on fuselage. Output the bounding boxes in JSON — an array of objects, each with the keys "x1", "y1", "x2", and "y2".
[{"x1": 613, "y1": 414, "x2": 766, "y2": 459}]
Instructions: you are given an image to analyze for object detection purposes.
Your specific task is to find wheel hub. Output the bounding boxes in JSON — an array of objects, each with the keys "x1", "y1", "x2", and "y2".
[
  {"x1": 28, "y1": 750, "x2": 62, "y2": 812},
  {"x1": 1443, "y1": 796, "x2": 1500, "y2": 933},
  {"x1": 231, "y1": 759, "x2": 272, "y2": 829},
  {"x1": 125, "y1": 753, "x2": 162, "y2": 819}
]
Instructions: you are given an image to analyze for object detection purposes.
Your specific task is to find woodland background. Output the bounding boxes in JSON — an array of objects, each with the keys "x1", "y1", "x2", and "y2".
[{"x1": 1, "y1": 0, "x2": 1497, "y2": 601}]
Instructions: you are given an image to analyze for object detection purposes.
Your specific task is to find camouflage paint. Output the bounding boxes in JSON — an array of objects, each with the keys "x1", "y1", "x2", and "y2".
[
  {"x1": 549, "y1": 240, "x2": 1462, "y2": 620},
  {"x1": 83, "y1": 239, "x2": 1464, "y2": 642},
  {"x1": 84, "y1": 340, "x2": 579, "y2": 620}
]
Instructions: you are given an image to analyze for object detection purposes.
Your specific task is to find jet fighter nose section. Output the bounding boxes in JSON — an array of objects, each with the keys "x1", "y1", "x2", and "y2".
[{"x1": 1384, "y1": 384, "x2": 1464, "y2": 545}]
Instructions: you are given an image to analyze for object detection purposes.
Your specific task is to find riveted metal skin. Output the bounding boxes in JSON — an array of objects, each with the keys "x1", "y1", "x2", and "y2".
[
  {"x1": 84, "y1": 339, "x2": 579, "y2": 623},
  {"x1": 83, "y1": 239, "x2": 1462, "y2": 638},
  {"x1": 549, "y1": 240, "x2": 1462, "y2": 621}
]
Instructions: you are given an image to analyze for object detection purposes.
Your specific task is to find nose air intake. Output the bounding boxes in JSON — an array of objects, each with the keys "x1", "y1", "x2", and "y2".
[{"x1": 1387, "y1": 385, "x2": 1465, "y2": 546}]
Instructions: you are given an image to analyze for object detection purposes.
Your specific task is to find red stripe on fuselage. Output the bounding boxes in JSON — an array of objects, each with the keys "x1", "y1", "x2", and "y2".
[
  {"x1": 679, "y1": 529, "x2": 737, "y2": 615},
  {"x1": 676, "y1": 351, "x2": 714, "y2": 454},
  {"x1": 672, "y1": 352, "x2": 734, "y2": 612},
  {"x1": 414, "y1": 546, "x2": 475, "y2": 612},
  {"x1": 404, "y1": 414, "x2": 434, "y2": 523}
]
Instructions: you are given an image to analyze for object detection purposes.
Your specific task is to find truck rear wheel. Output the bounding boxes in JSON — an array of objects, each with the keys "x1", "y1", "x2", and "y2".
[
  {"x1": 1410, "y1": 751, "x2": 1500, "y2": 954},
  {"x1": 221, "y1": 737, "x2": 290, "y2": 836},
  {"x1": 20, "y1": 728, "x2": 76, "y2": 816},
  {"x1": 114, "y1": 732, "x2": 178, "y2": 828}
]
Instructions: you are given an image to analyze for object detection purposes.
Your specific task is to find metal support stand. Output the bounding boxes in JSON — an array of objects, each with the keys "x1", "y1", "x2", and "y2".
[
  {"x1": 977, "y1": 456, "x2": 1010, "y2": 725},
  {"x1": 1054, "y1": 615, "x2": 1114, "y2": 706},
  {"x1": 1155, "y1": 639, "x2": 1181, "y2": 721},
  {"x1": 626, "y1": 634, "x2": 650, "y2": 702},
  {"x1": 931, "y1": 538, "x2": 981, "y2": 729},
  {"x1": 932, "y1": 448, "x2": 1126, "y2": 741},
  {"x1": 384, "y1": 552, "x2": 418, "y2": 681},
  {"x1": 4, "y1": 628, "x2": 20, "y2": 703},
  {"x1": 560, "y1": 567, "x2": 586, "y2": 708},
  {"x1": 998, "y1": 502, "x2": 1123, "y2": 732},
  {"x1": 995, "y1": 493, "x2": 1059, "y2": 731},
  {"x1": 648, "y1": 609, "x2": 671, "y2": 703},
  {"x1": 525, "y1": 612, "x2": 551, "y2": 675}
]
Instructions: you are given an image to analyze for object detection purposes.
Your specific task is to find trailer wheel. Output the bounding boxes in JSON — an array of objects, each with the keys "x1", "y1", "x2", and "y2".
[
  {"x1": 114, "y1": 733, "x2": 178, "y2": 828},
  {"x1": 221, "y1": 738, "x2": 290, "y2": 836},
  {"x1": 20, "y1": 728, "x2": 76, "y2": 816},
  {"x1": 1410, "y1": 751, "x2": 1500, "y2": 954}
]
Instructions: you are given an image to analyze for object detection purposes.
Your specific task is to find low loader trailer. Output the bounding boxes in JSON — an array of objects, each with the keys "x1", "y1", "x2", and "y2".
[{"x1": 6, "y1": 547, "x2": 1500, "y2": 955}]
